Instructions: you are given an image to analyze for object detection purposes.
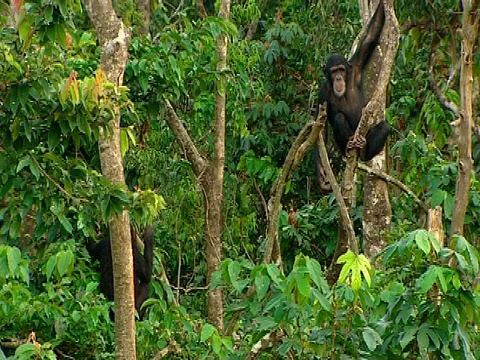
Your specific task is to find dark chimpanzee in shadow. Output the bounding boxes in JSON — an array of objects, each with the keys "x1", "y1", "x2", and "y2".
[
  {"x1": 87, "y1": 225, "x2": 154, "y2": 320},
  {"x1": 315, "y1": 0, "x2": 388, "y2": 184}
]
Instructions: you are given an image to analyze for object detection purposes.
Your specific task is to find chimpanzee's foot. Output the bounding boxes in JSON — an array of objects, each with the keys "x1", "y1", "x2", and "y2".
[{"x1": 347, "y1": 134, "x2": 366, "y2": 150}]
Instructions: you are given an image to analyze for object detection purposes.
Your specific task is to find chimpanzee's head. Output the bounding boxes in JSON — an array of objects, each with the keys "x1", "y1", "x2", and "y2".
[{"x1": 324, "y1": 54, "x2": 350, "y2": 98}]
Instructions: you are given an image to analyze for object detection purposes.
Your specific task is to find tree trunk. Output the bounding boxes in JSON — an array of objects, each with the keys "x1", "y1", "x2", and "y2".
[
  {"x1": 83, "y1": 0, "x2": 135, "y2": 358},
  {"x1": 202, "y1": 0, "x2": 231, "y2": 332},
  {"x1": 362, "y1": 0, "x2": 392, "y2": 261},
  {"x1": 362, "y1": 158, "x2": 391, "y2": 260},
  {"x1": 450, "y1": 0, "x2": 478, "y2": 238},
  {"x1": 137, "y1": 0, "x2": 151, "y2": 34}
]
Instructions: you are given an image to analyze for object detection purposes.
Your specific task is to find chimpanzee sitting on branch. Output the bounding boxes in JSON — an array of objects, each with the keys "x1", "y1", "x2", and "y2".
[
  {"x1": 315, "y1": 0, "x2": 389, "y2": 170},
  {"x1": 87, "y1": 225, "x2": 154, "y2": 320}
]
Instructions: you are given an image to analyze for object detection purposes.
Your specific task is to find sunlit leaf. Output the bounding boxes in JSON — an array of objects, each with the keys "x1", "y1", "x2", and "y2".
[
  {"x1": 414, "y1": 230, "x2": 431, "y2": 255},
  {"x1": 200, "y1": 323, "x2": 216, "y2": 342}
]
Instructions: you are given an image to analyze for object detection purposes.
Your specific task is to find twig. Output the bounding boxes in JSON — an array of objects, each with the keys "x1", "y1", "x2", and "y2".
[
  {"x1": 357, "y1": 162, "x2": 426, "y2": 211},
  {"x1": 28, "y1": 152, "x2": 86, "y2": 202},
  {"x1": 429, "y1": 47, "x2": 459, "y2": 115}
]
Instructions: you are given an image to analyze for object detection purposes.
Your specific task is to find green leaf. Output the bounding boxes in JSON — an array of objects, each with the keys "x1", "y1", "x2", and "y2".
[
  {"x1": 222, "y1": 337, "x2": 233, "y2": 352},
  {"x1": 255, "y1": 274, "x2": 270, "y2": 301},
  {"x1": 45, "y1": 256, "x2": 57, "y2": 282},
  {"x1": 7, "y1": 246, "x2": 21, "y2": 274},
  {"x1": 400, "y1": 326, "x2": 417, "y2": 349},
  {"x1": 312, "y1": 289, "x2": 331, "y2": 311},
  {"x1": 28, "y1": 160, "x2": 40, "y2": 181},
  {"x1": 212, "y1": 332, "x2": 222, "y2": 354},
  {"x1": 362, "y1": 327, "x2": 382, "y2": 351},
  {"x1": 416, "y1": 266, "x2": 436, "y2": 293},
  {"x1": 357, "y1": 254, "x2": 372, "y2": 287},
  {"x1": 266, "y1": 263, "x2": 284, "y2": 286},
  {"x1": 18, "y1": 84, "x2": 29, "y2": 109},
  {"x1": 431, "y1": 189, "x2": 445, "y2": 207},
  {"x1": 295, "y1": 272, "x2": 310, "y2": 298},
  {"x1": 435, "y1": 267, "x2": 448, "y2": 293},
  {"x1": 256, "y1": 316, "x2": 277, "y2": 332},
  {"x1": 16, "y1": 157, "x2": 30, "y2": 173},
  {"x1": 56, "y1": 250, "x2": 74, "y2": 277},
  {"x1": 417, "y1": 325, "x2": 430, "y2": 352},
  {"x1": 120, "y1": 128, "x2": 129, "y2": 157},
  {"x1": 48, "y1": 124, "x2": 61, "y2": 150},
  {"x1": 201, "y1": 323, "x2": 216, "y2": 342},
  {"x1": 15, "y1": 343, "x2": 36, "y2": 358},
  {"x1": 227, "y1": 260, "x2": 240, "y2": 283},
  {"x1": 19, "y1": 266, "x2": 29, "y2": 285},
  {"x1": 427, "y1": 328, "x2": 440, "y2": 349},
  {"x1": 337, "y1": 250, "x2": 371, "y2": 290},
  {"x1": 18, "y1": 20, "x2": 32, "y2": 46},
  {"x1": 337, "y1": 250, "x2": 355, "y2": 284},
  {"x1": 414, "y1": 230, "x2": 431, "y2": 254},
  {"x1": 57, "y1": 214, "x2": 73, "y2": 234},
  {"x1": 210, "y1": 269, "x2": 223, "y2": 290},
  {"x1": 306, "y1": 258, "x2": 326, "y2": 290},
  {"x1": 138, "y1": 74, "x2": 149, "y2": 93}
]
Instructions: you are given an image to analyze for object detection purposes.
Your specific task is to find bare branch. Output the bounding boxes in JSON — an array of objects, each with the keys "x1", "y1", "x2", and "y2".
[
  {"x1": 265, "y1": 116, "x2": 323, "y2": 264},
  {"x1": 357, "y1": 162, "x2": 426, "y2": 211},
  {"x1": 163, "y1": 98, "x2": 207, "y2": 176},
  {"x1": 429, "y1": 44, "x2": 459, "y2": 115}
]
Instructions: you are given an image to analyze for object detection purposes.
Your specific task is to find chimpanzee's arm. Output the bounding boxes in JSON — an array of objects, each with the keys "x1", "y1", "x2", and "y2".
[
  {"x1": 350, "y1": 1, "x2": 385, "y2": 72},
  {"x1": 134, "y1": 226, "x2": 154, "y2": 284}
]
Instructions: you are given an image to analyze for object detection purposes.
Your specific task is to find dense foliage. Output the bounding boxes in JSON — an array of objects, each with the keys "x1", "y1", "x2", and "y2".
[{"x1": 0, "y1": 0, "x2": 479, "y2": 359}]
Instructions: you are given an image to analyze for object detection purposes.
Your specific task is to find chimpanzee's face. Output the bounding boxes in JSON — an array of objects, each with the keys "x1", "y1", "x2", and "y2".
[
  {"x1": 324, "y1": 54, "x2": 350, "y2": 98},
  {"x1": 329, "y1": 64, "x2": 346, "y2": 98}
]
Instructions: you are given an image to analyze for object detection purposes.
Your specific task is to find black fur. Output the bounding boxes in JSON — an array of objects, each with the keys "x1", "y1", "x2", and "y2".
[{"x1": 87, "y1": 225, "x2": 154, "y2": 319}]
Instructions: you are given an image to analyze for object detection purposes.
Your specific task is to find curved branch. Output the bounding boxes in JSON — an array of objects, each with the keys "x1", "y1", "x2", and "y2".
[
  {"x1": 429, "y1": 43, "x2": 459, "y2": 115},
  {"x1": 163, "y1": 98, "x2": 207, "y2": 176},
  {"x1": 264, "y1": 116, "x2": 323, "y2": 264},
  {"x1": 357, "y1": 162, "x2": 426, "y2": 211}
]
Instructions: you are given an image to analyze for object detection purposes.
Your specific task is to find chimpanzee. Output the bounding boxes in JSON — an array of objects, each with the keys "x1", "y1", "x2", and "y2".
[
  {"x1": 87, "y1": 225, "x2": 154, "y2": 319},
  {"x1": 316, "y1": 0, "x2": 389, "y2": 164}
]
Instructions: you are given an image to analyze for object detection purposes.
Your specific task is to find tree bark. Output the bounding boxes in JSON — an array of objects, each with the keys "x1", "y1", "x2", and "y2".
[
  {"x1": 361, "y1": 0, "x2": 394, "y2": 261},
  {"x1": 201, "y1": 0, "x2": 231, "y2": 332},
  {"x1": 83, "y1": 0, "x2": 135, "y2": 358},
  {"x1": 450, "y1": 0, "x2": 478, "y2": 238},
  {"x1": 137, "y1": 0, "x2": 151, "y2": 34}
]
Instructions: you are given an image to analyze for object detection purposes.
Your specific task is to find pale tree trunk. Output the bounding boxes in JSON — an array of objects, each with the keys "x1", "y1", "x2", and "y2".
[
  {"x1": 450, "y1": 0, "x2": 478, "y2": 238},
  {"x1": 361, "y1": 0, "x2": 392, "y2": 260},
  {"x1": 200, "y1": 0, "x2": 231, "y2": 332},
  {"x1": 163, "y1": 0, "x2": 231, "y2": 332},
  {"x1": 83, "y1": 1, "x2": 135, "y2": 358}
]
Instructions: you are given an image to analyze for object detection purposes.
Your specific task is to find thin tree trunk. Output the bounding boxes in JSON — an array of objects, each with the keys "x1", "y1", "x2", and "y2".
[
  {"x1": 138, "y1": 0, "x2": 151, "y2": 34},
  {"x1": 83, "y1": 0, "x2": 135, "y2": 358},
  {"x1": 201, "y1": 0, "x2": 231, "y2": 332},
  {"x1": 450, "y1": 0, "x2": 478, "y2": 238}
]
